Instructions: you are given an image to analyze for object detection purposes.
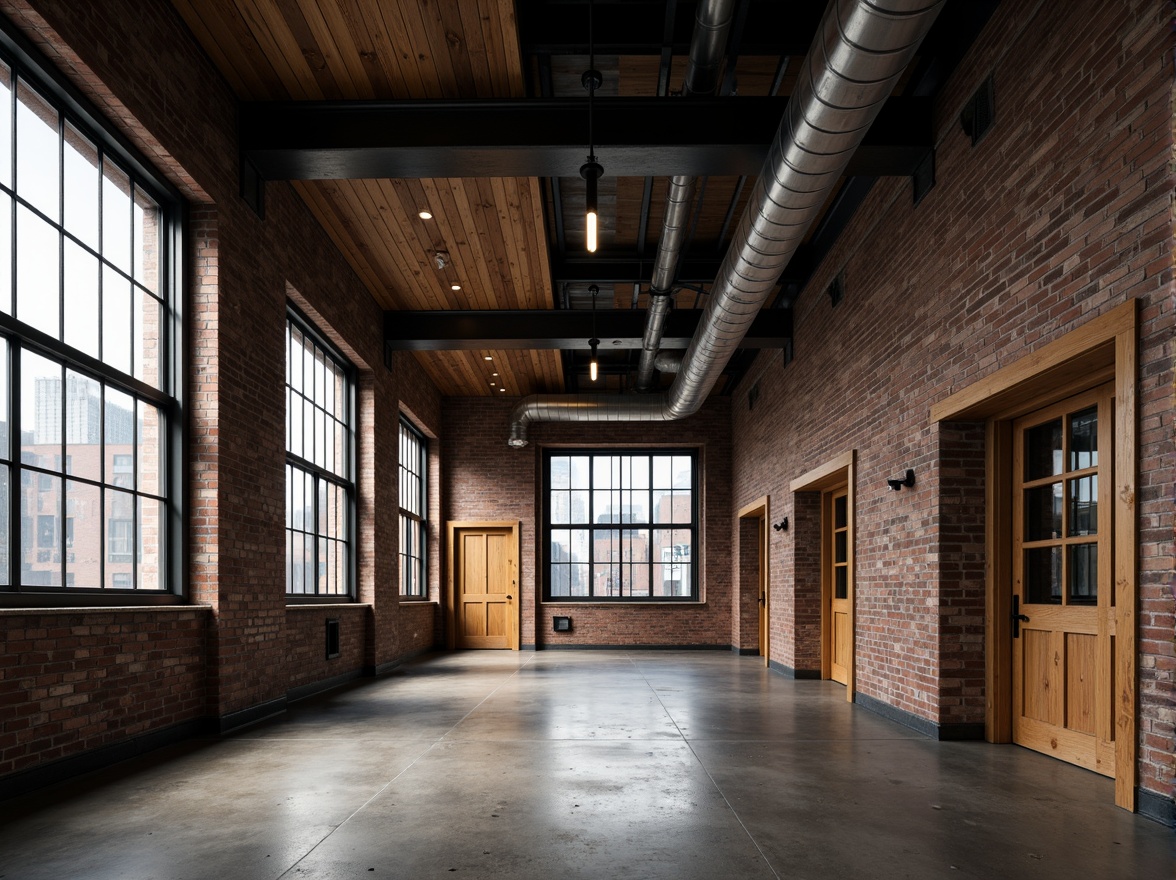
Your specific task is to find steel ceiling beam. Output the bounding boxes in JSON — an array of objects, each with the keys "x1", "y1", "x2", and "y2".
[
  {"x1": 241, "y1": 97, "x2": 931, "y2": 180},
  {"x1": 517, "y1": 0, "x2": 823, "y2": 56},
  {"x1": 385, "y1": 309, "x2": 791, "y2": 352}
]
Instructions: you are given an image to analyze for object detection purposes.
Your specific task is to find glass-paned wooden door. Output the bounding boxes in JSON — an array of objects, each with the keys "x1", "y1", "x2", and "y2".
[{"x1": 1012, "y1": 384, "x2": 1114, "y2": 776}]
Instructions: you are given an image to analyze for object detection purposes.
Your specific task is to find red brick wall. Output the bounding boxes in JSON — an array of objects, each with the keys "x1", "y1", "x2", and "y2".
[
  {"x1": 731, "y1": 0, "x2": 1173, "y2": 794},
  {"x1": 442, "y1": 397, "x2": 732, "y2": 648},
  {"x1": 0, "y1": 609, "x2": 207, "y2": 777},
  {"x1": 0, "y1": 0, "x2": 444, "y2": 785},
  {"x1": 284, "y1": 606, "x2": 368, "y2": 694}
]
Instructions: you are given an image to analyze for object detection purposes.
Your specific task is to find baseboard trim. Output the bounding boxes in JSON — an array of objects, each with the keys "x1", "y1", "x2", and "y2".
[
  {"x1": 853, "y1": 692, "x2": 984, "y2": 741},
  {"x1": 768, "y1": 659, "x2": 821, "y2": 679},
  {"x1": 0, "y1": 717, "x2": 212, "y2": 801},
  {"x1": 1137, "y1": 787, "x2": 1175, "y2": 827},
  {"x1": 287, "y1": 669, "x2": 365, "y2": 703},
  {"x1": 538, "y1": 643, "x2": 731, "y2": 651},
  {"x1": 733, "y1": 646, "x2": 760, "y2": 656},
  {"x1": 219, "y1": 696, "x2": 287, "y2": 733}
]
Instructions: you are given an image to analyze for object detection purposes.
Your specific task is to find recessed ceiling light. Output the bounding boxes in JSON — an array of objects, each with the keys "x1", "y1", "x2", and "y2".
[
  {"x1": 499, "y1": 387, "x2": 506, "y2": 392},
  {"x1": 418, "y1": 210, "x2": 433, "y2": 220},
  {"x1": 490, "y1": 382, "x2": 495, "y2": 386},
  {"x1": 484, "y1": 356, "x2": 493, "y2": 361},
  {"x1": 492, "y1": 372, "x2": 498, "y2": 377},
  {"x1": 451, "y1": 284, "x2": 461, "y2": 291}
]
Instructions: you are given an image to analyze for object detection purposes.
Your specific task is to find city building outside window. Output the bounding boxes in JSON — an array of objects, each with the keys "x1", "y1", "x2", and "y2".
[
  {"x1": 398, "y1": 417, "x2": 426, "y2": 598},
  {"x1": 0, "y1": 39, "x2": 179, "y2": 597},
  {"x1": 544, "y1": 450, "x2": 698, "y2": 602},
  {"x1": 285, "y1": 311, "x2": 354, "y2": 598}
]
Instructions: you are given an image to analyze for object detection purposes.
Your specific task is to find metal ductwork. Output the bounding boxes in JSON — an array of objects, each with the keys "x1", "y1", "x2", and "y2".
[
  {"x1": 509, "y1": 0, "x2": 945, "y2": 448},
  {"x1": 635, "y1": 0, "x2": 735, "y2": 393}
]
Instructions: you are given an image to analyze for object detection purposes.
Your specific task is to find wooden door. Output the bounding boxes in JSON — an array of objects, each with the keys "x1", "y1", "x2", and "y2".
[
  {"x1": 757, "y1": 516, "x2": 769, "y2": 663},
  {"x1": 826, "y1": 487, "x2": 852, "y2": 686},
  {"x1": 1012, "y1": 386, "x2": 1114, "y2": 776},
  {"x1": 455, "y1": 527, "x2": 515, "y2": 649}
]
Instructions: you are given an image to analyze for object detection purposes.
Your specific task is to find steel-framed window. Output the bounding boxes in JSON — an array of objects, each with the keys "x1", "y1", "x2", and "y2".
[
  {"x1": 285, "y1": 311, "x2": 354, "y2": 598},
  {"x1": 544, "y1": 449, "x2": 698, "y2": 602},
  {"x1": 398, "y1": 417, "x2": 426, "y2": 598},
  {"x1": 0, "y1": 27, "x2": 181, "y2": 599}
]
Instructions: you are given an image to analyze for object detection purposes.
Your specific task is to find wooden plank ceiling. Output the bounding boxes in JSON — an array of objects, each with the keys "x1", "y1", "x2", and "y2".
[
  {"x1": 170, "y1": 0, "x2": 992, "y2": 398},
  {"x1": 171, "y1": 0, "x2": 562, "y2": 397}
]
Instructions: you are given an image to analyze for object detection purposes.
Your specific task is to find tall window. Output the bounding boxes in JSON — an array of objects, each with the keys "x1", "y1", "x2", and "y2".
[
  {"x1": 285, "y1": 312, "x2": 353, "y2": 597},
  {"x1": 0, "y1": 41, "x2": 178, "y2": 596},
  {"x1": 544, "y1": 450, "x2": 698, "y2": 602},
  {"x1": 398, "y1": 417, "x2": 426, "y2": 598}
]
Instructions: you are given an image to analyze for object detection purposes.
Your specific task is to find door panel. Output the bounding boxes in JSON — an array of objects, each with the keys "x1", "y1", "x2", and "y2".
[
  {"x1": 827, "y1": 487, "x2": 851, "y2": 687},
  {"x1": 455, "y1": 527, "x2": 514, "y2": 649},
  {"x1": 1011, "y1": 386, "x2": 1113, "y2": 777}
]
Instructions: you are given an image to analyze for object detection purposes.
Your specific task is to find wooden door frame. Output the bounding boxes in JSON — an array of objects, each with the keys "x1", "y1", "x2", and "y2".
[
  {"x1": 931, "y1": 299, "x2": 1137, "y2": 810},
  {"x1": 446, "y1": 521, "x2": 521, "y2": 651},
  {"x1": 738, "y1": 496, "x2": 770, "y2": 666},
  {"x1": 790, "y1": 451, "x2": 856, "y2": 700}
]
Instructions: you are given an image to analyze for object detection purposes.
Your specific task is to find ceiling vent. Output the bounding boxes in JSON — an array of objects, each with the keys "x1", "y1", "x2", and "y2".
[{"x1": 960, "y1": 75, "x2": 995, "y2": 146}]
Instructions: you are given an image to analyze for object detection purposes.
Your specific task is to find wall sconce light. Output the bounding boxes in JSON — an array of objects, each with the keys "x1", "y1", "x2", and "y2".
[
  {"x1": 887, "y1": 469, "x2": 916, "y2": 491},
  {"x1": 772, "y1": 518, "x2": 789, "y2": 532}
]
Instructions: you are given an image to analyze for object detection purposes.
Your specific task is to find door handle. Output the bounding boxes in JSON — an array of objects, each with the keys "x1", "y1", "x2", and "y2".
[
  {"x1": 506, "y1": 595, "x2": 513, "y2": 600},
  {"x1": 1011, "y1": 595, "x2": 1030, "y2": 638}
]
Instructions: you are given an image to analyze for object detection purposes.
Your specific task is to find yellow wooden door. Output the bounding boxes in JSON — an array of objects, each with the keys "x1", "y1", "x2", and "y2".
[
  {"x1": 827, "y1": 488, "x2": 851, "y2": 686},
  {"x1": 455, "y1": 527, "x2": 514, "y2": 649},
  {"x1": 1012, "y1": 386, "x2": 1114, "y2": 776}
]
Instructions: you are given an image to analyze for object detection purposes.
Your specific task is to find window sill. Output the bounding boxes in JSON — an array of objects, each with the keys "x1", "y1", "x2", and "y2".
[
  {"x1": 541, "y1": 599, "x2": 706, "y2": 606},
  {"x1": 0, "y1": 592, "x2": 190, "y2": 609},
  {"x1": 0, "y1": 602, "x2": 211, "y2": 615}
]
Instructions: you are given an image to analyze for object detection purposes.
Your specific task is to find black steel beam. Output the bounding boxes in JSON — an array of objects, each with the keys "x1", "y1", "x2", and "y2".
[
  {"x1": 385, "y1": 308, "x2": 791, "y2": 352},
  {"x1": 552, "y1": 247, "x2": 813, "y2": 286},
  {"x1": 517, "y1": 0, "x2": 824, "y2": 57},
  {"x1": 241, "y1": 97, "x2": 931, "y2": 180}
]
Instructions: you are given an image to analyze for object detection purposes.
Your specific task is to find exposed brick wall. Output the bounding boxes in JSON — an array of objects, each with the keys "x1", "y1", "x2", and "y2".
[
  {"x1": 284, "y1": 606, "x2": 368, "y2": 693},
  {"x1": 730, "y1": 0, "x2": 1173, "y2": 796},
  {"x1": 0, "y1": 608, "x2": 207, "y2": 777},
  {"x1": 0, "y1": 0, "x2": 444, "y2": 786},
  {"x1": 442, "y1": 397, "x2": 732, "y2": 648}
]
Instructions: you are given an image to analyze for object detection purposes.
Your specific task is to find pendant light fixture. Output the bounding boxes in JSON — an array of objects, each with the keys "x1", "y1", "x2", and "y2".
[
  {"x1": 588, "y1": 284, "x2": 600, "y2": 382},
  {"x1": 580, "y1": 0, "x2": 602, "y2": 253}
]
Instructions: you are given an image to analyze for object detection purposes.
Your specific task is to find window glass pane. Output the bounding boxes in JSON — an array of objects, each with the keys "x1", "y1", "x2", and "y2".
[
  {"x1": 0, "y1": 61, "x2": 12, "y2": 189},
  {"x1": 568, "y1": 456, "x2": 589, "y2": 489},
  {"x1": 22, "y1": 473, "x2": 61, "y2": 586},
  {"x1": 593, "y1": 455, "x2": 615, "y2": 491},
  {"x1": 834, "y1": 495, "x2": 847, "y2": 529},
  {"x1": 653, "y1": 529, "x2": 691, "y2": 597},
  {"x1": 550, "y1": 490, "x2": 570, "y2": 524},
  {"x1": 630, "y1": 456, "x2": 649, "y2": 490},
  {"x1": 0, "y1": 192, "x2": 11, "y2": 315},
  {"x1": 1024, "y1": 418, "x2": 1063, "y2": 480},
  {"x1": 63, "y1": 121, "x2": 99, "y2": 249},
  {"x1": 1068, "y1": 543, "x2": 1097, "y2": 605},
  {"x1": 652, "y1": 488, "x2": 671, "y2": 523},
  {"x1": 134, "y1": 287, "x2": 163, "y2": 389},
  {"x1": 105, "y1": 386, "x2": 134, "y2": 488},
  {"x1": 550, "y1": 456, "x2": 570, "y2": 489},
  {"x1": 102, "y1": 264, "x2": 131, "y2": 374},
  {"x1": 102, "y1": 158, "x2": 131, "y2": 273},
  {"x1": 16, "y1": 78, "x2": 59, "y2": 221},
  {"x1": 835, "y1": 567, "x2": 848, "y2": 600},
  {"x1": 65, "y1": 478, "x2": 99, "y2": 588},
  {"x1": 105, "y1": 487, "x2": 134, "y2": 588},
  {"x1": 65, "y1": 370, "x2": 100, "y2": 481},
  {"x1": 64, "y1": 239, "x2": 100, "y2": 358},
  {"x1": 133, "y1": 185, "x2": 160, "y2": 292},
  {"x1": 1068, "y1": 406, "x2": 1097, "y2": 471},
  {"x1": 0, "y1": 467, "x2": 8, "y2": 584},
  {"x1": 22, "y1": 351, "x2": 60, "y2": 455},
  {"x1": 289, "y1": 530, "x2": 305, "y2": 594},
  {"x1": 652, "y1": 456, "x2": 671, "y2": 488},
  {"x1": 1068, "y1": 475, "x2": 1096, "y2": 537},
  {"x1": 17, "y1": 204, "x2": 59, "y2": 338},
  {"x1": 835, "y1": 530, "x2": 847, "y2": 565},
  {"x1": 1024, "y1": 546, "x2": 1062, "y2": 604},
  {"x1": 136, "y1": 496, "x2": 162, "y2": 590},
  {"x1": 1023, "y1": 483, "x2": 1062, "y2": 541},
  {"x1": 289, "y1": 393, "x2": 303, "y2": 459},
  {"x1": 136, "y1": 399, "x2": 163, "y2": 495}
]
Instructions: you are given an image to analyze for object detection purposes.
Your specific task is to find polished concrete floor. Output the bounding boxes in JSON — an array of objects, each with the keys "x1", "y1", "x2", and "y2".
[{"x1": 0, "y1": 650, "x2": 1171, "y2": 879}]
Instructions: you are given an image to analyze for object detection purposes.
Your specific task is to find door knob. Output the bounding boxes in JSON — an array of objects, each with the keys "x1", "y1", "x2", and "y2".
[{"x1": 506, "y1": 595, "x2": 513, "y2": 600}]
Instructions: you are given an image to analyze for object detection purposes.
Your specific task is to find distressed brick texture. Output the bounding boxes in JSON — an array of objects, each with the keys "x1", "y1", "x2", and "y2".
[
  {"x1": 730, "y1": 0, "x2": 1173, "y2": 796},
  {"x1": 0, "y1": 0, "x2": 443, "y2": 783},
  {"x1": 442, "y1": 397, "x2": 732, "y2": 649}
]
